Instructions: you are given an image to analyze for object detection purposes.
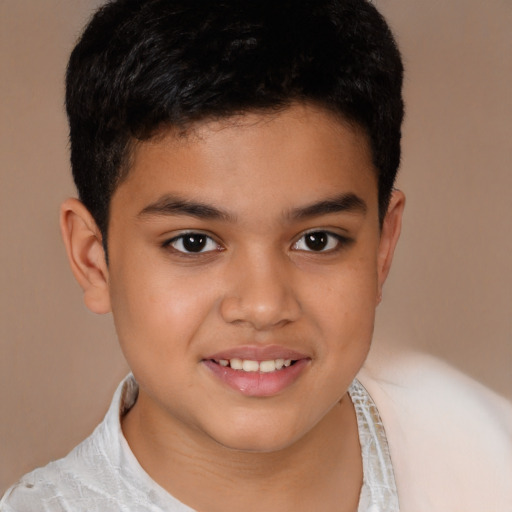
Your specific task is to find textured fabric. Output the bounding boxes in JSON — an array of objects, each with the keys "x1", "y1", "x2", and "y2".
[
  {"x1": 4, "y1": 352, "x2": 511, "y2": 511},
  {"x1": 1, "y1": 376, "x2": 394, "y2": 512},
  {"x1": 0, "y1": 377, "x2": 194, "y2": 512},
  {"x1": 350, "y1": 380, "x2": 399, "y2": 512}
]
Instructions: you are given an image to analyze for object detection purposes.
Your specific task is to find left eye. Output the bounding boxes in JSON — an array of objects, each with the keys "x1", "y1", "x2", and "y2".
[
  {"x1": 167, "y1": 233, "x2": 220, "y2": 254},
  {"x1": 293, "y1": 231, "x2": 343, "y2": 252}
]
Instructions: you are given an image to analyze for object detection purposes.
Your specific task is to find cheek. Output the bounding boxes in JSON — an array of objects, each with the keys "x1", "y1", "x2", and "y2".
[
  {"x1": 108, "y1": 258, "x2": 219, "y2": 357},
  {"x1": 311, "y1": 258, "x2": 379, "y2": 321},
  {"x1": 305, "y1": 255, "x2": 379, "y2": 367}
]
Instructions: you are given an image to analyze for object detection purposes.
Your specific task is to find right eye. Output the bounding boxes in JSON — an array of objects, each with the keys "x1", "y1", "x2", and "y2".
[{"x1": 165, "y1": 233, "x2": 220, "y2": 254}]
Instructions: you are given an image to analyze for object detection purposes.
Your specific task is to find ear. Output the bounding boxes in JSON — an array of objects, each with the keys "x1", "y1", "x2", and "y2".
[
  {"x1": 60, "y1": 198, "x2": 111, "y2": 314},
  {"x1": 376, "y1": 190, "x2": 405, "y2": 302}
]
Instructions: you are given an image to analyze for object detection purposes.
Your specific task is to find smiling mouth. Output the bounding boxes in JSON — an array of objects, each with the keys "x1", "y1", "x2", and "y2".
[
  {"x1": 203, "y1": 354, "x2": 308, "y2": 396},
  {"x1": 210, "y1": 358, "x2": 295, "y2": 373}
]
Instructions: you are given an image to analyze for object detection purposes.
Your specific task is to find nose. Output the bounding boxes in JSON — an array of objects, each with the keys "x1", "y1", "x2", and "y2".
[{"x1": 219, "y1": 249, "x2": 301, "y2": 331}]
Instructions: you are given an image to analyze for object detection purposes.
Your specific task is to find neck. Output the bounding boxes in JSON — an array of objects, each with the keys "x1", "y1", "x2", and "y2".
[{"x1": 122, "y1": 390, "x2": 362, "y2": 512}]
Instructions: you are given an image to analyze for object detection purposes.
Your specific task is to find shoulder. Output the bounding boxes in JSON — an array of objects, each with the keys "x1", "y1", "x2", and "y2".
[
  {"x1": 0, "y1": 424, "x2": 117, "y2": 512},
  {"x1": 1, "y1": 377, "x2": 131, "y2": 512},
  {"x1": 358, "y1": 346, "x2": 512, "y2": 511},
  {"x1": 0, "y1": 376, "x2": 191, "y2": 512}
]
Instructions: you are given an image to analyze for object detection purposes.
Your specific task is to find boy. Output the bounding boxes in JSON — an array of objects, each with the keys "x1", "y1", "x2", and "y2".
[{"x1": 1, "y1": 0, "x2": 511, "y2": 511}]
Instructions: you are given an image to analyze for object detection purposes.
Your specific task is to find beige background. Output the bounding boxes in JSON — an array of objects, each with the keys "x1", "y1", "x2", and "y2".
[{"x1": 1, "y1": 0, "x2": 511, "y2": 493}]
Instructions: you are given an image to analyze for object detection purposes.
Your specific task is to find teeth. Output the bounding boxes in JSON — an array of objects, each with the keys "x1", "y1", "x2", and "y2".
[
  {"x1": 242, "y1": 360, "x2": 259, "y2": 372},
  {"x1": 217, "y1": 358, "x2": 295, "y2": 372},
  {"x1": 230, "y1": 358, "x2": 243, "y2": 370},
  {"x1": 259, "y1": 360, "x2": 276, "y2": 373}
]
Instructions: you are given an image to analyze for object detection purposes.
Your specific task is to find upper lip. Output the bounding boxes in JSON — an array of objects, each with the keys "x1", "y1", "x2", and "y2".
[{"x1": 205, "y1": 345, "x2": 309, "y2": 362}]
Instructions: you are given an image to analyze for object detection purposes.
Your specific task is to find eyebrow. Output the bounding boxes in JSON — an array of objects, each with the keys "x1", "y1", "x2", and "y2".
[
  {"x1": 138, "y1": 192, "x2": 367, "y2": 223},
  {"x1": 288, "y1": 193, "x2": 367, "y2": 220},
  {"x1": 138, "y1": 194, "x2": 235, "y2": 222}
]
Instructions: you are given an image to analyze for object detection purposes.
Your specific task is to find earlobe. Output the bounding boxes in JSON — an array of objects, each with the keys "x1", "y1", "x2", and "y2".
[
  {"x1": 60, "y1": 198, "x2": 111, "y2": 314},
  {"x1": 377, "y1": 190, "x2": 405, "y2": 301}
]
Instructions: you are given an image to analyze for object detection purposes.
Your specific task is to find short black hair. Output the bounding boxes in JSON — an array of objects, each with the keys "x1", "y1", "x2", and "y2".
[{"x1": 66, "y1": 0, "x2": 404, "y2": 238}]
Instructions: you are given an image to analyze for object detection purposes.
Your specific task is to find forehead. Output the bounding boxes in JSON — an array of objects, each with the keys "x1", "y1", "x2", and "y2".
[{"x1": 113, "y1": 104, "x2": 378, "y2": 221}]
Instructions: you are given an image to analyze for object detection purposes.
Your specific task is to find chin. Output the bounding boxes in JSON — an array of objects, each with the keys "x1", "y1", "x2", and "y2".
[
  {"x1": 205, "y1": 414, "x2": 308, "y2": 454},
  {"x1": 214, "y1": 434, "x2": 298, "y2": 454}
]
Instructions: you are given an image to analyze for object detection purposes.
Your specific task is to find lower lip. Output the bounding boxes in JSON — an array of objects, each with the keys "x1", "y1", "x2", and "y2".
[{"x1": 203, "y1": 359, "x2": 310, "y2": 397}]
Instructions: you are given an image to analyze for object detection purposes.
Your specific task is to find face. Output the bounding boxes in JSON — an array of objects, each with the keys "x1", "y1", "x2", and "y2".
[{"x1": 101, "y1": 104, "x2": 401, "y2": 453}]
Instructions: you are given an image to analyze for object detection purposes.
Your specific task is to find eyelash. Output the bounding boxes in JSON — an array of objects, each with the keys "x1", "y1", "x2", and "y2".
[
  {"x1": 163, "y1": 232, "x2": 222, "y2": 255},
  {"x1": 163, "y1": 230, "x2": 351, "y2": 255},
  {"x1": 292, "y1": 230, "x2": 350, "y2": 253}
]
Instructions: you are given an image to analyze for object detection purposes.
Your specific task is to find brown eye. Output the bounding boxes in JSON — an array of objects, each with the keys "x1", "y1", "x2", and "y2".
[
  {"x1": 182, "y1": 234, "x2": 207, "y2": 252},
  {"x1": 304, "y1": 232, "x2": 328, "y2": 251},
  {"x1": 293, "y1": 231, "x2": 344, "y2": 252},
  {"x1": 167, "y1": 233, "x2": 219, "y2": 254}
]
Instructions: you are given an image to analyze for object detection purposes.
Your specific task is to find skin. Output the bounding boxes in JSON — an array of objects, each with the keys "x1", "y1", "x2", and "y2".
[{"x1": 61, "y1": 103, "x2": 404, "y2": 512}]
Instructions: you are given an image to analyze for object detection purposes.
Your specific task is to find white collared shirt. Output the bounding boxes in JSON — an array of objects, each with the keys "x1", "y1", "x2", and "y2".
[{"x1": 1, "y1": 376, "x2": 398, "y2": 512}]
